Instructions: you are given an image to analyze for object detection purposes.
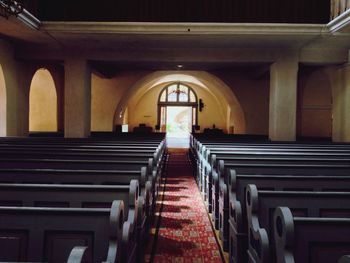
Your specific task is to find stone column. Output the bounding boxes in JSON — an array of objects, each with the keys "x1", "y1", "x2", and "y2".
[
  {"x1": 0, "y1": 39, "x2": 31, "y2": 137},
  {"x1": 332, "y1": 64, "x2": 350, "y2": 142},
  {"x1": 64, "y1": 58, "x2": 91, "y2": 138},
  {"x1": 48, "y1": 65, "x2": 65, "y2": 133},
  {"x1": 269, "y1": 60, "x2": 298, "y2": 141}
]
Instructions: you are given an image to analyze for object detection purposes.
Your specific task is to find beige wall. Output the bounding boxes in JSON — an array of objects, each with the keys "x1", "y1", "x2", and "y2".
[
  {"x1": 29, "y1": 69, "x2": 57, "y2": 131},
  {"x1": 127, "y1": 83, "x2": 160, "y2": 131},
  {"x1": 195, "y1": 83, "x2": 227, "y2": 132},
  {"x1": 297, "y1": 68, "x2": 332, "y2": 138},
  {"x1": 127, "y1": 82, "x2": 226, "y2": 132},
  {"x1": 91, "y1": 71, "x2": 149, "y2": 131},
  {"x1": 212, "y1": 69, "x2": 270, "y2": 135},
  {"x1": 25, "y1": 67, "x2": 337, "y2": 138}
]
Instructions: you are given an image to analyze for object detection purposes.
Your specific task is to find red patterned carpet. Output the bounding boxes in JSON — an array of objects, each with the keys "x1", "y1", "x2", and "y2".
[{"x1": 146, "y1": 150, "x2": 223, "y2": 263}]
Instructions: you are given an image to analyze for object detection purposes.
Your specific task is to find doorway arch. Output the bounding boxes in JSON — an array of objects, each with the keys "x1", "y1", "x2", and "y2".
[
  {"x1": 114, "y1": 71, "x2": 246, "y2": 134},
  {"x1": 157, "y1": 82, "x2": 199, "y2": 134}
]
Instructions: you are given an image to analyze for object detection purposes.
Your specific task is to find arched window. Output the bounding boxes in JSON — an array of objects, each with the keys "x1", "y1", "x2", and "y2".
[
  {"x1": 157, "y1": 82, "x2": 199, "y2": 133},
  {"x1": 158, "y1": 83, "x2": 197, "y2": 103}
]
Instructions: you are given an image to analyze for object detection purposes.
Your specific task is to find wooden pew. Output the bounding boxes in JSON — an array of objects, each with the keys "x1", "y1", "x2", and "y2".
[
  {"x1": 0, "y1": 144, "x2": 164, "y2": 161},
  {"x1": 246, "y1": 185, "x2": 350, "y2": 263},
  {"x1": 0, "y1": 201, "x2": 126, "y2": 263},
  {"x1": 0, "y1": 181, "x2": 144, "y2": 262},
  {"x1": 0, "y1": 156, "x2": 162, "y2": 210},
  {"x1": 274, "y1": 207, "x2": 350, "y2": 263},
  {"x1": 225, "y1": 173, "x2": 350, "y2": 263},
  {"x1": 213, "y1": 161, "x2": 350, "y2": 236},
  {"x1": 339, "y1": 256, "x2": 350, "y2": 263},
  {"x1": 202, "y1": 153, "x2": 350, "y2": 212},
  {"x1": 0, "y1": 180, "x2": 141, "y2": 224},
  {"x1": 0, "y1": 157, "x2": 154, "y2": 172},
  {"x1": 195, "y1": 144, "x2": 350, "y2": 203},
  {"x1": 0, "y1": 143, "x2": 166, "y2": 170},
  {"x1": 0, "y1": 167, "x2": 154, "y2": 216}
]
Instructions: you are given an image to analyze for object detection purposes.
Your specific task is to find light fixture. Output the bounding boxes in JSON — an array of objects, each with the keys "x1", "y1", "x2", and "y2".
[
  {"x1": 176, "y1": 64, "x2": 184, "y2": 70},
  {"x1": 0, "y1": 0, "x2": 25, "y2": 19}
]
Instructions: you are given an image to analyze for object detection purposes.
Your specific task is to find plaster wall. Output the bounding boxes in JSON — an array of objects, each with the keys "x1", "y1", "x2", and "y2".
[
  {"x1": 91, "y1": 71, "x2": 149, "y2": 131},
  {"x1": 297, "y1": 68, "x2": 332, "y2": 138},
  {"x1": 212, "y1": 70, "x2": 269, "y2": 135}
]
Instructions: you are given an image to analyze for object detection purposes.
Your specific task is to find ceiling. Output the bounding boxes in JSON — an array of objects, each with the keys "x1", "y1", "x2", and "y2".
[{"x1": 1, "y1": 9, "x2": 350, "y2": 75}]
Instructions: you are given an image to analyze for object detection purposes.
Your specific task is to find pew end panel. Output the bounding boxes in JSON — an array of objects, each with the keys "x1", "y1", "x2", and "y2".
[
  {"x1": 211, "y1": 170, "x2": 220, "y2": 229},
  {"x1": 67, "y1": 246, "x2": 90, "y2": 263},
  {"x1": 219, "y1": 180, "x2": 229, "y2": 251},
  {"x1": 339, "y1": 256, "x2": 350, "y2": 263},
  {"x1": 274, "y1": 207, "x2": 350, "y2": 263},
  {"x1": 246, "y1": 184, "x2": 270, "y2": 263}
]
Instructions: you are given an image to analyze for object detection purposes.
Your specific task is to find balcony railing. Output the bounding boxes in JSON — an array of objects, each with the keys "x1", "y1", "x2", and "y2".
[{"x1": 331, "y1": 0, "x2": 350, "y2": 20}]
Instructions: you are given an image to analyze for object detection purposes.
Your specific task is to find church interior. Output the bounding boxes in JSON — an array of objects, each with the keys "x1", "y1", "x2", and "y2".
[{"x1": 0, "y1": 0, "x2": 350, "y2": 262}]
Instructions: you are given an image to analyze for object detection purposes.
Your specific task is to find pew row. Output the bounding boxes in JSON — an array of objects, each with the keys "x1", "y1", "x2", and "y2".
[
  {"x1": 0, "y1": 201, "x2": 126, "y2": 262},
  {"x1": 0, "y1": 181, "x2": 145, "y2": 262},
  {"x1": 274, "y1": 207, "x2": 350, "y2": 263},
  {"x1": 246, "y1": 185, "x2": 350, "y2": 263},
  {"x1": 0, "y1": 167, "x2": 154, "y2": 216},
  {"x1": 226, "y1": 173, "x2": 350, "y2": 263},
  {"x1": 214, "y1": 162, "x2": 350, "y2": 251}
]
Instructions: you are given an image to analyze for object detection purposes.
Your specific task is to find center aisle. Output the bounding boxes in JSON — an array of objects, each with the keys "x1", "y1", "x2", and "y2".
[{"x1": 146, "y1": 149, "x2": 224, "y2": 262}]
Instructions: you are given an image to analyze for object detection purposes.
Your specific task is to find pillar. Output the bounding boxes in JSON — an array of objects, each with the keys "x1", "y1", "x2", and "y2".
[
  {"x1": 269, "y1": 60, "x2": 298, "y2": 141},
  {"x1": 48, "y1": 65, "x2": 65, "y2": 133},
  {"x1": 64, "y1": 58, "x2": 91, "y2": 138},
  {"x1": 0, "y1": 40, "x2": 31, "y2": 137},
  {"x1": 332, "y1": 64, "x2": 350, "y2": 142}
]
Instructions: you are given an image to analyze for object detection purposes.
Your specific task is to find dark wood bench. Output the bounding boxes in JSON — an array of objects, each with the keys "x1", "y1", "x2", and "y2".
[
  {"x1": 0, "y1": 156, "x2": 162, "y2": 209},
  {"x1": 0, "y1": 167, "x2": 155, "y2": 215},
  {"x1": 339, "y1": 256, "x2": 350, "y2": 263},
  {"x1": 246, "y1": 185, "x2": 350, "y2": 263},
  {"x1": 0, "y1": 180, "x2": 145, "y2": 262},
  {"x1": 274, "y1": 207, "x2": 350, "y2": 263},
  {"x1": 202, "y1": 153, "x2": 350, "y2": 211},
  {"x1": 0, "y1": 180, "x2": 141, "y2": 223},
  {"x1": 0, "y1": 201, "x2": 126, "y2": 263},
  {"x1": 225, "y1": 172, "x2": 350, "y2": 263},
  {"x1": 0, "y1": 143, "x2": 167, "y2": 170},
  {"x1": 213, "y1": 161, "x2": 350, "y2": 230},
  {"x1": 196, "y1": 145, "x2": 350, "y2": 203},
  {"x1": 0, "y1": 157, "x2": 154, "y2": 171}
]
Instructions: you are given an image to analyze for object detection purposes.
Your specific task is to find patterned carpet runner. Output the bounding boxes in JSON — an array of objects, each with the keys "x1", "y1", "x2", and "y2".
[{"x1": 146, "y1": 150, "x2": 223, "y2": 263}]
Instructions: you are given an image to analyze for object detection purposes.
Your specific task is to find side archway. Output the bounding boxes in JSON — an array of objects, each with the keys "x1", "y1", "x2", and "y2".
[
  {"x1": 113, "y1": 71, "x2": 246, "y2": 134},
  {"x1": 0, "y1": 64, "x2": 6, "y2": 136},
  {"x1": 29, "y1": 68, "x2": 58, "y2": 132}
]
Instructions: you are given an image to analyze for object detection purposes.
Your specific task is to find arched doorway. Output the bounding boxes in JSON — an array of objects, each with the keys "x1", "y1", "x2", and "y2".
[
  {"x1": 114, "y1": 71, "x2": 246, "y2": 135},
  {"x1": 0, "y1": 64, "x2": 6, "y2": 136},
  {"x1": 157, "y1": 82, "x2": 198, "y2": 147},
  {"x1": 29, "y1": 68, "x2": 58, "y2": 132}
]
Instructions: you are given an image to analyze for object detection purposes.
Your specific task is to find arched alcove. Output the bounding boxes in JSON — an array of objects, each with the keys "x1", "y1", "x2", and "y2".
[
  {"x1": 29, "y1": 68, "x2": 58, "y2": 132},
  {"x1": 0, "y1": 64, "x2": 6, "y2": 136},
  {"x1": 114, "y1": 71, "x2": 246, "y2": 134}
]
